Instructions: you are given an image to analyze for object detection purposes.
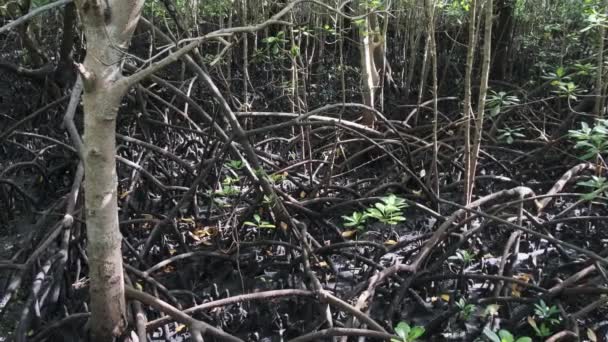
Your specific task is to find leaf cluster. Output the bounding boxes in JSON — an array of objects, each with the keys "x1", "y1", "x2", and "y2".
[
  {"x1": 391, "y1": 321, "x2": 425, "y2": 342},
  {"x1": 342, "y1": 194, "x2": 408, "y2": 230},
  {"x1": 569, "y1": 120, "x2": 608, "y2": 160}
]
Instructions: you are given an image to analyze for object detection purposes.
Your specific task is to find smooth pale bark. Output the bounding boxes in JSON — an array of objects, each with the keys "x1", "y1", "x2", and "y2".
[
  {"x1": 356, "y1": 0, "x2": 383, "y2": 126},
  {"x1": 462, "y1": 0, "x2": 477, "y2": 206},
  {"x1": 75, "y1": 0, "x2": 144, "y2": 340},
  {"x1": 466, "y1": 0, "x2": 493, "y2": 204}
]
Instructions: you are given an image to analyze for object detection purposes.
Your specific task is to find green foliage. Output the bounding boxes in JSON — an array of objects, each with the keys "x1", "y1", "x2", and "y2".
[
  {"x1": 573, "y1": 63, "x2": 597, "y2": 76},
  {"x1": 322, "y1": 24, "x2": 337, "y2": 36},
  {"x1": 542, "y1": 66, "x2": 584, "y2": 100},
  {"x1": 456, "y1": 298, "x2": 476, "y2": 320},
  {"x1": 391, "y1": 321, "x2": 425, "y2": 342},
  {"x1": 290, "y1": 45, "x2": 300, "y2": 58},
  {"x1": 439, "y1": 0, "x2": 472, "y2": 23},
  {"x1": 263, "y1": 194, "x2": 277, "y2": 207},
  {"x1": 553, "y1": 81, "x2": 581, "y2": 100},
  {"x1": 524, "y1": 300, "x2": 561, "y2": 338},
  {"x1": 144, "y1": 0, "x2": 231, "y2": 18},
  {"x1": 269, "y1": 172, "x2": 287, "y2": 184},
  {"x1": 542, "y1": 66, "x2": 570, "y2": 86},
  {"x1": 483, "y1": 328, "x2": 531, "y2": 342},
  {"x1": 527, "y1": 317, "x2": 552, "y2": 338},
  {"x1": 222, "y1": 175, "x2": 239, "y2": 186},
  {"x1": 225, "y1": 160, "x2": 245, "y2": 170},
  {"x1": 214, "y1": 185, "x2": 239, "y2": 197},
  {"x1": 214, "y1": 176, "x2": 240, "y2": 196},
  {"x1": 353, "y1": 18, "x2": 370, "y2": 36},
  {"x1": 577, "y1": 176, "x2": 608, "y2": 200},
  {"x1": 353, "y1": 19, "x2": 366, "y2": 27},
  {"x1": 534, "y1": 300, "x2": 561, "y2": 325},
  {"x1": 364, "y1": 194, "x2": 408, "y2": 225},
  {"x1": 448, "y1": 249, "x2": 475, "y2": 266},
  {"x1": 582, "y1": 7, "x2": 608, "y2": 32},
  {"x1": 341, "y1": 195, "x2": 407, "y2": 230},
  {"x1": 243, "y1": 214, "x2": 275, "y2": 229},
  {"x1": 143, "y1": 1, "x2": 169, "y2": 18},
  {"x1": 568, "y1": 120, "x2": 608, "y2": 160},
  {"x1": 445, "y1": 0, "x2": 472, "y2": 13},
  {"x1": 200, "y1": 0, "x2": 231, "y2": 17},
  {"x1": 262, "y1": 31, "x2": 288, "y2": 57},
  {"x1": 366, "y1": 0, "x2": 385, "y2": 10},
  {"x1": 253, "y1": 168, "x2": 287, "y2": 185},
  {"x1": 487, "y1": 91, "x2": 520, "y2": 117},
  {"x1": 497, "y1": 127, "x2": 525, "y2": 144},
  {"x1": 342, "y1": 211, "x2": 367, "y2": 230}
]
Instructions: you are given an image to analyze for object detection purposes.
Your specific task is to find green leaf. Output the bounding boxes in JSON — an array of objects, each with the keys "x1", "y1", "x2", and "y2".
[
  {"x1": 394, "y1": 322, "x2": 410, "y2": 340},
  {"x1": 581, "y1": 151, "x2": 598, "y2": 160},
  {"x1": 290, "y1": 45, "x2": 300, "y2": 57},
  {"x1": 491, "y1": 106, "x2": 501, "y2": 116},
  {"x1": 354, "y1": 18, "x2": 366, "y2": 27},
  {"x1": 498, "y1": 330, "x2": 514, "y2": 342},
  {"x1": 408, "y1": 326, "x2": 425, "y2": 340},
  {"x1": 515, "y1": 338, "x2": 532, "y2": 342},
  {"x1": 483, "y1": 327, "x2": 501, "y2": 342},
  {"x1": 365, "y1": 208, "x2": 383, "y2": 218}
]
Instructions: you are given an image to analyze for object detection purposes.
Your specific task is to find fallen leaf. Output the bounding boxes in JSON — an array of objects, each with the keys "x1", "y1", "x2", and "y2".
[
  {"x1": 192, "y1": 226, "x2": 218, "y2": 238},
  {"x1": 588, "y1": 328, "x2": 597, "y2": 342},
  {"x1": 511, "y1": 273, "x2": 532, "y2": 297},
  {"x1": 440, "y1": 294, "x2": 450, "y2": 302},
  {"x1": 180, "y1": 217, "x2": 195, "y2": 225},
  {"x1": 341, "y1": 230, "x2": 357, "y2": 238},
  {"x1": 384, "y1": 239, "x2": 398, "y2": 246},
  {"x1": 188, "y1": 231, "x2": 200, "y2": 241}
]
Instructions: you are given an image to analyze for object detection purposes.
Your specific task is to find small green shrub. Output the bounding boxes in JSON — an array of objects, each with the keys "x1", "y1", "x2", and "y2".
[{"x1": 392, "y1": 321, "x2": 425, "y2": 342}]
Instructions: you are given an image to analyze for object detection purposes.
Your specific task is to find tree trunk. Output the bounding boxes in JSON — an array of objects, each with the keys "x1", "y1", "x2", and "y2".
[
  {"x1": 491, "y1": 0, "x2": 514, "y2": 81},
  {"x1": 462, "y1": 0, "x2": 477, "y2": 206},
  {"x1": 75, "y1": 0, "x2": 144, "y2": 340},
  {"x1": 467, "y1": 0, "x2": 493, "y2": 202},
  {"x1": 356, "y1": 0, "x2": 383, "y2": 126}
]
